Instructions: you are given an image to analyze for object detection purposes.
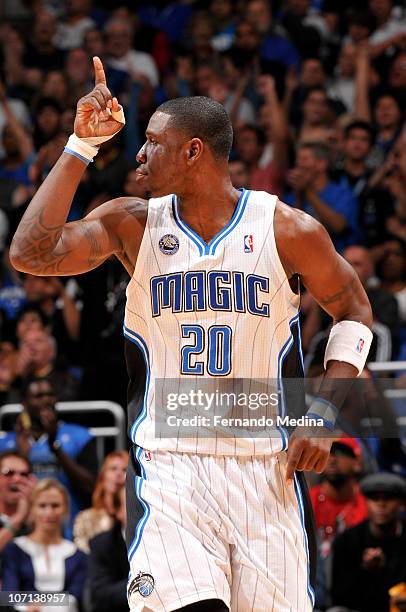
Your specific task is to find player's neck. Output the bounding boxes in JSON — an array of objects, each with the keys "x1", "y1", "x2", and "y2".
[{"x1": 176, "y1": 175, "x2": 242, "y2": 243}]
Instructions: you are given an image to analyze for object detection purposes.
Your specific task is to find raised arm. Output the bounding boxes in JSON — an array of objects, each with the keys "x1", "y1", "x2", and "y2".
[
  {"x1": 9, "y1": 57, "x2": 132, "y2": 277},
  {"x1": 275, "y1": 201, "x2": 373, "y2": 482}
]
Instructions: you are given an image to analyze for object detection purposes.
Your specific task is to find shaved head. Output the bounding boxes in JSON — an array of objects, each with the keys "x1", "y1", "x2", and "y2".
[{"x1": 156, "y1": 96, "x2": 233, "y2": 161}]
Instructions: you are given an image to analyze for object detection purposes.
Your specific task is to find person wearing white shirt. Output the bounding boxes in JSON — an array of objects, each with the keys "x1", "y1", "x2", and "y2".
[
  {"x1": 104, "y1": 18, "x2": 159, "y2": 89},
  {"x1": 369, "y1": 0, "x2": 406, "y2": 45}
]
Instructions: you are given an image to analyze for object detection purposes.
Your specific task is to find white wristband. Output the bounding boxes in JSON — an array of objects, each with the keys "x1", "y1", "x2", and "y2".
[
  {"x1": 64, "y1": 133, "x2": 99, "y2": 165},
  {"x1": 324, "y1": 320, "x2": 373, "y2": 376}
]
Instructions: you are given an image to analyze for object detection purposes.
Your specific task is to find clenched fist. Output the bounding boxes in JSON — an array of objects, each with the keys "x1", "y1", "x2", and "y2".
[{"x1": 74, "y1": 56, "x2": 124, "y2": 140}]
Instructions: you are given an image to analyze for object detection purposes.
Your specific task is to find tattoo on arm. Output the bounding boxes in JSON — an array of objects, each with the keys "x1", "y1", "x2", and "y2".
[
  {"x1": 78, "y1": 220, "x2": 103, "y2": 267},
  {"x1": 319, "y1": 276, "x2": 357, "y2": 307},
  {"x1": 13, "y1": 210, "x2": 73, "y2": 275}
]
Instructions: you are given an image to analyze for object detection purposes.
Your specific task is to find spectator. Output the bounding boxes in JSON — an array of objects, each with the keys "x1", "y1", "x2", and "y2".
[
  {"x1": 65, "y1": 47, "x2": 94, "y2": 104},
  {"x1": 284, "y1": 57, "x2": 327, "y2": 128},
  {"x1": 245, "y1": 0, "x2": 300, "y2": 70},
  {"x1": 53, "y1": 0, "x2": 96, "y2": 51},
  {"x1": 379, "y1": 128, "x2": 406, "y2": 242},
  {"x1": 0, "y1": 377, "x2": 97, "y2": 532},
  {"x1": 187, "y1": 12, "x2": 217, "y2": 64},
  {"x1": 344, "y1": 245, "x2": 399, "y2": 359},
  {"x1": 23, "y1": 11, "x2": 66, "y2": 72},
  {"x1": 345, "y1": 9, "x2": 375, "y2": 46},
  {"x1": 22, "y1": 274, "x2": 81, "y2": 358},
  {"x1": 327, "y1": 43, "x2": 359, "y2": 112},
  {"x1": 228, "y1": 158, "x2": 250, "y2": 190},
  {"x1": 285, "y1": 141, "x2": 359, "y2": 252},
  {"x1": 208, "y1": 73, "x2": 256, "y2": 128},
  {"x1": 74, "y1": 450, "x2": 128, "y2": 554},
  {"x1": 104, "y1": 18, "x2": 159, "y2": 89},
  {"x1": 255, "y1": 73, "x2": 289, "y2": 182},
  {"x1": 33, "y1": 97, "x2": 62, "y2": 151},
  {"x1": 295, "y1": 86, "x2": 332, "y2": 143},
  {"x1": 376, "y1": 239, "x2": 406, "y2": 324},
  {"x1": 234, "y1": 124, "x2": 284, "y2": 195},
  {"x1": 2, "y1": 479, "x2": 88, "y2": 612},
  {"x1": 0, "y1": 451, "x2": 36, "y2": 553},
  {"x1": 14, "y1": 304, "x2": 49, "y2": 343},
  {"x1": 233, "y1": 21, "x2": 262, "y2": 71},
  {"x1": 337, "y1": 120, "x2": 396, "y2": 247},
  {"x1": 209, "y1": 0, "x2": 237, "y2": 52},
  {"x1": 87, "y1": 486, "x2": 129, "y2": 612},
  {"x1": 330, "y1": 472, "x2": 406, "y2": 612},
  {"x1": 280, "y1": 0, "x2": 326, "y2": 60},
  {"x1": 369, "y1": 0, "x2": 406, "y2": 48},
  {"x1": 388, "y1": 52, "x2": 406, "y2": 110},
  {"x1": 371, "y1": 94, "x2": 403, "y2": 167},
  {"x1": 310, "y1": 437, "x2": 367, "y2": 559},
  {"x1": 0, "y1": 83, "x2": 35, "y2": 191},
  {"x1": 10, "y1": 328, "x2": 80, "y2": 401},
  {"x1": 41, "y1": 70, "x2": 70, "y2": 108},
  {"x1": 83, "y1": 27, "x2": 105, "y2": 59}
]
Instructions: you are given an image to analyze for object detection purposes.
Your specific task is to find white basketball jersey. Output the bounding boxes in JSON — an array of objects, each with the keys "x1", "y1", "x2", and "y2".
[{"x1": 124, "y1": 189, "x2": 301, "y2": 455}]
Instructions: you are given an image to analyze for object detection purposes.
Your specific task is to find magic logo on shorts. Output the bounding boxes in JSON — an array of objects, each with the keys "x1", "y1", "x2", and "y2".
[{"x1": 128, "y1": 572, "x2": 155, "y2": 598}]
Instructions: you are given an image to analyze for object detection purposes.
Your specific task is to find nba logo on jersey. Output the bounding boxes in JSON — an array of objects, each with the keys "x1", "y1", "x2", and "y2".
[
  {"x1": 144, "y1": 450, "x2": 152, "y2": 461},
  {"x1": 244, "y1": 234, "x2": 253, "y2": 252},
  {"x1": 356, "y1": 338, "x2": 365, "y2": 353}
]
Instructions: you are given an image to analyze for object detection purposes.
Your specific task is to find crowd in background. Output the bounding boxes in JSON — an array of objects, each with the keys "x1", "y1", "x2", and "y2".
[{"x1": 0, "y1": 0, "x2": 405, "y2": 610}]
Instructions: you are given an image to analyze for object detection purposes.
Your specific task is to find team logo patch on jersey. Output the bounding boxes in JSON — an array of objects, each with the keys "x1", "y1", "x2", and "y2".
[
  {"x1": 356, "y1": 338, "x2": 365, "y2": 353},
  {"x1": 128, "y1": 572, "x2": 155, "y2": 598},
  {"x1": 244, "y1": 234, "x2": 253, "y2": 252},
  {"x1": 159, "y1": 234, "x2": 179, "y2": 255}
]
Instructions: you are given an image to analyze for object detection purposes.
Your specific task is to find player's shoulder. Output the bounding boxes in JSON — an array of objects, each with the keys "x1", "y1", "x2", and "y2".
[
  {"x1": 274, "y1": 200, "x2": 334, "y2": 275},
  {"x1": 275, "y1": 199, "x2": 332, "y2": 251},
  {"x1": 275, "y1": 200, "x2": 323, "y2": 239}
]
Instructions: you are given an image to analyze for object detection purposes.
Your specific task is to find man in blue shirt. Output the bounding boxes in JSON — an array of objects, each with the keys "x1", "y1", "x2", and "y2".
[
  {"x1": 285, "y1": 141, "x2": 360, "y2": 252},
  {"x1": 245, "y1": 0, "x2": 301, "y2": 70},
  {"x1": 0, "y1": 377, "x2": 97, "y2": 536}
]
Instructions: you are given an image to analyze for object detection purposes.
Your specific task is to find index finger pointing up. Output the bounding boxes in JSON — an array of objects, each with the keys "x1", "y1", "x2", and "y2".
[{"x1": 93, "y1": 56, "x2": 107, "y2": 86}]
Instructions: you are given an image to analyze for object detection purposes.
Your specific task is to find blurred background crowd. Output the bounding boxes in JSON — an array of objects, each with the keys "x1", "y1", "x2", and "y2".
[{"x1": 0, "y1": 0, "x2": 405, "y2": 610}]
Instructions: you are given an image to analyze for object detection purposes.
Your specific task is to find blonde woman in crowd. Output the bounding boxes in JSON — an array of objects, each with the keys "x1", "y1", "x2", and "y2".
[{"x1": 1, "y1": 478, "x2": 87, "y2": 612}]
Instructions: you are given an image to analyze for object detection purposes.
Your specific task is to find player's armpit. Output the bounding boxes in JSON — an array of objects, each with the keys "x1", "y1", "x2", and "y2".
[
  {"x1": 10, "y1": 197, "x2": 146, "y2": 276},
  {"x1": 274, "y1": 201, "x2": 373, "y2": 327}
]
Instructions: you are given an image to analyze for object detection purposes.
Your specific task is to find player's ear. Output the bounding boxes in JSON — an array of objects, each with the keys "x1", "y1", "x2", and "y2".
[{"x1": 185, "y1": 138, "x2": 203, "y2": 165}]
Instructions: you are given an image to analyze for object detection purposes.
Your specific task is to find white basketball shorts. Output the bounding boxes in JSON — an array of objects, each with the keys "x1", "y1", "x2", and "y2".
[{"x1": 126, "y1": 447, "x2": 315, "y2": 612}]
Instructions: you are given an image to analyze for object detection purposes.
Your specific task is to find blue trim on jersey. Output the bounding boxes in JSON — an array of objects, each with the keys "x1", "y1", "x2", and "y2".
[
  {"x1": 123, "y1": 325, "x2": 151, "y2": 442},
  {"x1": 207, "y1": 189, "x2": 250, "y2": 254},
  {"x1": 295, "y1": 313, "x2": 305, "y2": 374},
  {"x1": 171, "y1": 188, "x2": 251, "y2": 256},
  {"x1": 294, "y1": 474, "x2": 316, "y2": 609},
  {"x1": 277, "y1": 313, "x2": 300, "y2": 450},
  {"x1": 128, "y1": 446, "x2": 150, "y2": 561},
  {"x1": 172, "y1": 195, "x2": 205, "y2": 256}
]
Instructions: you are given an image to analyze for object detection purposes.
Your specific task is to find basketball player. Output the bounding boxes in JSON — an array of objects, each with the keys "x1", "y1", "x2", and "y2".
[{"x1": 10, "y1": 58, "x2": 373, "y2": 611}]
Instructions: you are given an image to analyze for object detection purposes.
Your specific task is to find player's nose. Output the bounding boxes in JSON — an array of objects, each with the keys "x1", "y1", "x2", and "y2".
[{"x1": 136, "y1": 143, "x2": 147, "y2": 164}]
